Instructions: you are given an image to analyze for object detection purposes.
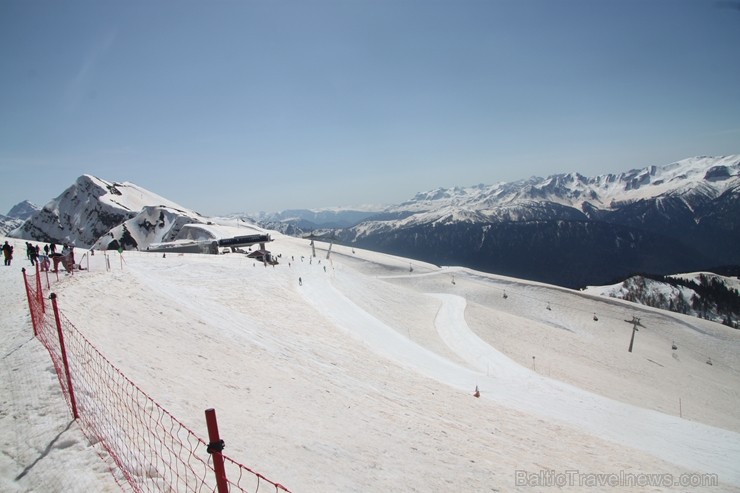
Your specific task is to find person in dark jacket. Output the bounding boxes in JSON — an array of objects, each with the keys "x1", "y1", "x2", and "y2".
[
  {"x1": 3, "y1": 241, "x2": 13, "y2": 266},
  {"x1": 26, "y1": 242, "x2": 37, "y2": 266}
]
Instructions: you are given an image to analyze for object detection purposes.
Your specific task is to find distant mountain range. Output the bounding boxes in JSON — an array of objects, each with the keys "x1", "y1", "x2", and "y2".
[
  {"x1": 5, "y1": 155, "x2": 739, "y2": 292},
  {"x1": 333, "y1": 155, "x2": 739, "y2": 288},
  {"x1": 248, "y1": 209, "x2": 379, "y2": 235}
]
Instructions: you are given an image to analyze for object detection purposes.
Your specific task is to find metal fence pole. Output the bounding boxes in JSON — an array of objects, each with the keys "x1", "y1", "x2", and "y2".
[
  {"x1": 50, "y1": 293, "x2": 79, "y2": 420},
  {"x1": 35, "y1": 261, "x2": 45, "y2": 314},
  {"x1": 21, "y1": 268, "x2": 40, "y2": 337},
  {"x1": 205, "y1": 408, "x2": 229, "y2": 493}
]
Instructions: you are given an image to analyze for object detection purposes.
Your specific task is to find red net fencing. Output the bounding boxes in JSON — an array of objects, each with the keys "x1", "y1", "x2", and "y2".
[{"x1": 21, "y1": 265, "x2": 292, "y2": 493}]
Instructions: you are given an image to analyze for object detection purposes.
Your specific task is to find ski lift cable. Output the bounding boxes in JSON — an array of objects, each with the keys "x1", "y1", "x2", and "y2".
[
  {"x1": 456, "y1": 269, "x2": 688, "y2": 331},
  {"x1": 449, "y1": 270, "x2": 725, "y2": 366}
]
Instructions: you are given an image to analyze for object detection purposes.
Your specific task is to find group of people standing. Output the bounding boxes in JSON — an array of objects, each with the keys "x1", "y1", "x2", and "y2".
[{"x1": 1, "y1": 240, "x2": 76, "y2": 272}]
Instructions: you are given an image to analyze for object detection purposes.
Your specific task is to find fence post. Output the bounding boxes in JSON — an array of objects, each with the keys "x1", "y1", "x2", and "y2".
[
  {"x1": 50, "y1": 293, "x2": 80, "y2": 420},
  {"x1": 35, "y1": 261, "x2": 45, "y2": 314},
  {"x1": 205, "y1": 408, "x2": 229, "y2": 493},
  {"x1": 22, "y1": 268, "x2": 40, "y2": 337}
]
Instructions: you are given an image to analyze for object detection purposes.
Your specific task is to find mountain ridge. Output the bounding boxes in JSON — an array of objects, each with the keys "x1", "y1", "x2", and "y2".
[
  {"x1": 8, "y1": 174, "x2": 205, "y2": 248},
  {"x1": 333, "y1": 155, "x2": 739, "y2": 287},
  {"x1": 5, "y1": 155, "x2": 739, "y2": 289},
  {"x1": 386, "y1": 155, "x2": 739, "y2": 216}
]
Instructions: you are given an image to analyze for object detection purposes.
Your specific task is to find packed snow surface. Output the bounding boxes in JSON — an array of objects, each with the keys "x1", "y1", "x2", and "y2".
[{"x1": 2, "y1": 233, "x2": 739, "y2": 492}]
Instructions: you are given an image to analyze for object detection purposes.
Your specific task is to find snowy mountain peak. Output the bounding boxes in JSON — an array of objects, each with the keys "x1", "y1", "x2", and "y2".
[
  {"x1": 74, "y1": 174, "x2": 191, "y2": 213},
  {"x1": 9, "y1": 175, "x2": 204, "y2": 248},
  {"x1": 6, "y1": 200, "x2": 40, "y2": 220},
  {"x1": 407, "y1": 185, "x2": 473, "y2": 204},
  {"x1": 395, "y1": 155, "x2": 740, "y2": 215}
]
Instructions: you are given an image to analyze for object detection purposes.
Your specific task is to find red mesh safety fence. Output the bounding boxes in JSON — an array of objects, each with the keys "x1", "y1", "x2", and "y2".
[
  {"x1": 222, "y1": 455, "x2": 293, "y2": 493},
  {"x1": 22, "y1": 268, "x2": 292, "y2": 493}
]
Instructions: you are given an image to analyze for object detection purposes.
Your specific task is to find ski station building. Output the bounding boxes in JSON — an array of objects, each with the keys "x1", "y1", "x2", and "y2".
[{"x1": 146, "y1": 223, "x2": 275, "y2": 261}]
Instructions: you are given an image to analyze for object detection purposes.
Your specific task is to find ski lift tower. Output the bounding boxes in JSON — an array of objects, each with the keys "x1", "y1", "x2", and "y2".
[
  {"x1": 303, "y1": 231, "x2": 336, "y2": 259},
  {"x1": 303, "y1": 231, "x2": 319, "y2": 257},
  {"x1": 324, "y1": 231, "x2": 336, "y2": 260},
  {"x1": 625, "y1": 316, "x2": 645, "y2": 353}
]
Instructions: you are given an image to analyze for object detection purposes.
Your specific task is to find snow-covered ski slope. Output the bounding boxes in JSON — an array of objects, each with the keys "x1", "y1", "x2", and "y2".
[{"x1": 2, "y1": 232, "x2": 739, "y2": 492}]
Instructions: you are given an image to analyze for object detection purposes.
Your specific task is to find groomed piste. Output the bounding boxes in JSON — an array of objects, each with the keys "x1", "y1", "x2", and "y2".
[{"x1": 2, "y1": 232, "x2": 739, "y2": 492}]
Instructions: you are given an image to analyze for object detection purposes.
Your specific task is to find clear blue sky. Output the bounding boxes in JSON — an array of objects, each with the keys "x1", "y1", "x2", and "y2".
[{"x1": 1, "y1": 0, "x2": 739, "y2": 216}]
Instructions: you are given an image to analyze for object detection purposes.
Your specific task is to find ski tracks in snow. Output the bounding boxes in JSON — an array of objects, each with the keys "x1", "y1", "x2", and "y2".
[
  {"x1": 301, "y1": 272, "x2": 740, "y2": 486},
  {"x1": 430, "y1": 292, "x2": 740, "y2": 487}
]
